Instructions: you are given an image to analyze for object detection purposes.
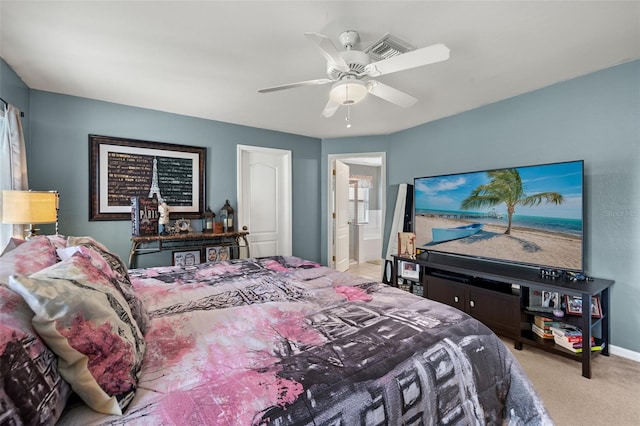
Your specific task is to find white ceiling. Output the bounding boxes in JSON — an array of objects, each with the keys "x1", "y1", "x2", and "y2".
[{"x1": 1, "y1": 1, "x2": 639, "y2": 139}]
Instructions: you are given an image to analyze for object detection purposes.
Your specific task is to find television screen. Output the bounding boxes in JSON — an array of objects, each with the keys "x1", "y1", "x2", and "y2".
[{"x1": 414, "y1": 160, "x2": 584, "y2": 271}]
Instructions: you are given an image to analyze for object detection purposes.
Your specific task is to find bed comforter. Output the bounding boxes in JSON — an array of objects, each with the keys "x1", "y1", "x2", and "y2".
[{"x1": 58, "y1": 255, "x2": 551, "y2": 425}]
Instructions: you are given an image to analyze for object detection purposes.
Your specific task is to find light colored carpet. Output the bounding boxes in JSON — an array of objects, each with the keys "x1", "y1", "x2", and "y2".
[{"x1": 502, "y1": 338, "x2": 640, "y2": 425}]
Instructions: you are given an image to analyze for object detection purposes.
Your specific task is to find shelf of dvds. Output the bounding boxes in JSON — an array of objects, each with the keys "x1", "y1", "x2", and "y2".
[{"x1": 392, "y1": 253, "x2": 614, "y2": 379}]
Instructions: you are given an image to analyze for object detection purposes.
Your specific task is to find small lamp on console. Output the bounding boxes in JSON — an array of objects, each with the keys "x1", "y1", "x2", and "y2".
[{"x1": 1, "y1": 190, "x2": 59, "y2": 238}]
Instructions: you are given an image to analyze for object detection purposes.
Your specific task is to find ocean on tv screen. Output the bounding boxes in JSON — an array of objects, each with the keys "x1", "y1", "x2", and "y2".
[{"x1": 414, "y1": 160, "x2": 583, "y2": 271}]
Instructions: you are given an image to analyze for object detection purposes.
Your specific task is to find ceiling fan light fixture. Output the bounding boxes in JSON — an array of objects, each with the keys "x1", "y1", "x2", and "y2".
[{"x1": 330, "y1": 79, "x2": 368, "y2": 106}]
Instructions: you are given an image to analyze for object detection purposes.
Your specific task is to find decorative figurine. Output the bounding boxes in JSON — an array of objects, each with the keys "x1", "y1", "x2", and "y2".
[{"x1": 158, "y1": 201, "x2": 170, "y2": 235}]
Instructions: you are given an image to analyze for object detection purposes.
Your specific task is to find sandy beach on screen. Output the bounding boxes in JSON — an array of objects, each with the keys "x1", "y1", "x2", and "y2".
[{"x1": 415, "y1": 215, "x2": 581, "y2": 269}]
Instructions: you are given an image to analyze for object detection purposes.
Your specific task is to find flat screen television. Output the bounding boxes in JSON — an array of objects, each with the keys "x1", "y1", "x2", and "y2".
[{"x1": 414, "y1": 160, "x2": 584, "y2": 272}]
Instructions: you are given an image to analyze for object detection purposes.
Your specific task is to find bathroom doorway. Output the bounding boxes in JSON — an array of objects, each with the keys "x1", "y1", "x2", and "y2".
[{"x1": 327, "y1": 152, "x2": 385, "y2": 278}]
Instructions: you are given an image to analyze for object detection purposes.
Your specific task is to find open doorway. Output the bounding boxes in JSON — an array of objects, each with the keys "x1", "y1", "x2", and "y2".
[{"x1": 327, "y1": 152, "x2": 386, "y2": 279}]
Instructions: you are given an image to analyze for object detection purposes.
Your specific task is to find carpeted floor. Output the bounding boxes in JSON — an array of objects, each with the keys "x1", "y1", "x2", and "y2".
[{"x1": 502, "y1": 338, "x2": 640, "y2": 425}]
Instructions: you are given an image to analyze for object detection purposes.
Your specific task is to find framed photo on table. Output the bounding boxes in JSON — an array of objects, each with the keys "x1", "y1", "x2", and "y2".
[
  {"x1": 172, "y1": 250, "x2": 201, "y2": 267},
  {"x1": 541, "y1": 291, "x2": 560, "y2": 310},
  {"x1": 565, "y1": 295, "x2": 602, "y2": 318},
  {"x1": 89, "y1": 134, "x2": 205, "y2": 221},
  {"x1": 400, "y1": 261, "x2": 419, "y2": 280},
  {"x1": 204, "y1": 246, "x2": 223, "y2": 263},
  {"x1": 527, "y1": 289, "x2": 557, "y2": 312}
]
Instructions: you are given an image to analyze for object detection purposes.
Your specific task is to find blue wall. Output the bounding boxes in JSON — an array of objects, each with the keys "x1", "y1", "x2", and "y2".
[
  {"x1": 2, "y1": 57, "x2": 639, "y2": 354},
  {"x1": 320, "y1": 60, "x2": 640, "y2": 354},
  {"x1": 0, "y1": 59, "x2": 30, "y2": 153},
  {"x1": 383, "y1": 60, "x2": 640, "y2": 353},
  {"x1": 24, "y1": 89, "x2": 321, "y2": 267}
]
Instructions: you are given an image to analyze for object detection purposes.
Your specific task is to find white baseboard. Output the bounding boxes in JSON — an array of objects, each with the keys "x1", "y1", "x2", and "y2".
[{"x1": 610, "y1": 344, "x2": 640, "y2": 363}]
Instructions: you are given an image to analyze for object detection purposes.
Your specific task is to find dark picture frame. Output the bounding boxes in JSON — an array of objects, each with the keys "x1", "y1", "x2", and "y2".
[
  {"x1": 89, "y1": 134, "x2": 206, "y2": 221},
  {"x1": 541, "y1": 291, "x2": 560, "y2": 309},
  {"x1": 564, "y1": 295, "x2": 602, "y2": 318},
  {"x1": 172, "y1": 250, "x2": 201, "y2": 267}
]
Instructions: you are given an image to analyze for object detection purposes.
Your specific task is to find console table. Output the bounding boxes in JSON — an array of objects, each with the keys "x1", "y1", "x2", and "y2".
[
  {"x1": 128, "y1": 231, "x2": 250, "y2": 268},
  {"x1": 392, "y1": 253, "x2": 614, "y2": 379}
]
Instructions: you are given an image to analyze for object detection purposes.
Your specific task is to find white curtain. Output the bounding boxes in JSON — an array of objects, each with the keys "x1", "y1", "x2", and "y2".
[{"x1": 0, "y1": 103, "x2": 29, "y2": 249}]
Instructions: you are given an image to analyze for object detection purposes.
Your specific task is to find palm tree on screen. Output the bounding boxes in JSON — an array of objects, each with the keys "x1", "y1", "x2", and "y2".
[{"x1": 460, "y1": 169, "x2": 564, "y2": 235}]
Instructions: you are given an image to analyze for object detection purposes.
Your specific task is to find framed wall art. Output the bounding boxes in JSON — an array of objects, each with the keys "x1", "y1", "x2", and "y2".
[{"x1": 89, "y1": 134, "x2": 206, "y2": 221}]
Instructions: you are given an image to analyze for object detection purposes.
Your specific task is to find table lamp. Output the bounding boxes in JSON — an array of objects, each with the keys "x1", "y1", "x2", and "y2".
[{"x1": 1, "y1": 190, "x2": 59, "y2": 238}]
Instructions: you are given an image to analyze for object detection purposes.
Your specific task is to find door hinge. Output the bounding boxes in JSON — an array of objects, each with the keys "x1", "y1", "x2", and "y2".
[
  {"x1": 332, "y1": 255, "x2": 336, "y2": 261},
  {"x1": 332, "y1": 169, "x2": 336, "y2": 175},
  {"x1": 332, "y1": 212, "x2": 336, "y2": 219}
]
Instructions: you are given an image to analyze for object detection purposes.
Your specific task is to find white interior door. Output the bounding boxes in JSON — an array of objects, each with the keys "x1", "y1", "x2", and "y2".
[
  {"x1": 237, "y1": 145, "x2": 291, "y2": 258},
  {"x1": 334, "y1": 160, "x2": 350, "y2": 271}
]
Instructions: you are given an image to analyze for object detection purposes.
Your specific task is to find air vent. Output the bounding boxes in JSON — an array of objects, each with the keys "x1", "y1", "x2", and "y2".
[{"x1": 364, "y1": 33, "x2": 415, "y2": 62}]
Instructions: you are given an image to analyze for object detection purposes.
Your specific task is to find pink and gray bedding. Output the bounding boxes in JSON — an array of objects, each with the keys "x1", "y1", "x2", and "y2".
[
  {"x1": 1, "y1": 236, "x2": 72, "y2": 425},
  {"x1": 54, "y1": 255, "x2": 551, "y2": 425},
  {"x1": 9, "y1": 246, "x2": 146, "y2": 415}
]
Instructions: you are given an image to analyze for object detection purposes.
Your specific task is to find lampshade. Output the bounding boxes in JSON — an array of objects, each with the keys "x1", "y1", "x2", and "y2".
[
  {"x1": 2, "y1": 190, "x2": 59, "y2": 237},
  {"x1": 329, "y1": 79, "x2": 368, "y2": 106}
]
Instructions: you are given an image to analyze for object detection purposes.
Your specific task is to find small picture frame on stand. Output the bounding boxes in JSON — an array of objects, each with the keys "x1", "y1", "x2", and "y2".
[
  {"x1": 173, "y1": 250, "x2": 201, "y2": 267},
  {"x1": 565, "y1": 295, "x2": 602, "y2": 318},
  {"x1": 400, "y1": 261, "x2": 419, "y2": 280},
  {"x1": 527, "y1": 289, "x2": 557, "y2": 313},
  {"x1": 204, "y1": 246, "x2": 219, "y2": 263}
]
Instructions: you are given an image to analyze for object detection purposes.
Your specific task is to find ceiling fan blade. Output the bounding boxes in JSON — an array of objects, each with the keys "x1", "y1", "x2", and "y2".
[
  {"x1": 304, "y1": 32, "x2": 350, "y2": 73},
  {"x1": 367, "y1": 81, "x2": 417, "y2": 108},
  {"x1": 258, "y1": 78, "x2": 333, "y2": 94},
  {"x1": 364, "y1": 43, "x2": 450, "y2": 77},
  {"x1": 322, "y1": 99, "x2": 340, "y2": 118}
]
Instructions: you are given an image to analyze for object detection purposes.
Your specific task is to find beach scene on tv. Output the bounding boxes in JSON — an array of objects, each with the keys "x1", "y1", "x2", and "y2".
[{"x1": 414, "y1": 161, "x2": 583, "y2": 271}]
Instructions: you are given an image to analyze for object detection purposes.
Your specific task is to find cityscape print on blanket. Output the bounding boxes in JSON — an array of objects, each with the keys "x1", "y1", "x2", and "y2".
[{"x1": 59, "y1": 256, "x2": 551, "y2": 425}]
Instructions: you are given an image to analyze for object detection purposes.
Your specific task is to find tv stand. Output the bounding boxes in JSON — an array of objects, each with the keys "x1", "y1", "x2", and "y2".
[{"x1": 392, "y1": 254, "x2": 614, "y2": 379}]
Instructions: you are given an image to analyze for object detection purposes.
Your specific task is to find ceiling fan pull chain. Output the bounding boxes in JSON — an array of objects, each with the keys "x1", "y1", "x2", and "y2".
[{"x1": 346, "y1": 105, "x2": 352, "y2": 128}]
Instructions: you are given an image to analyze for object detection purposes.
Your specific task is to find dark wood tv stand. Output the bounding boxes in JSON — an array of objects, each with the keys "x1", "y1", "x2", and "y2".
[{"x1": 392, "y1": 254, "x2": 614, "y2": 378}]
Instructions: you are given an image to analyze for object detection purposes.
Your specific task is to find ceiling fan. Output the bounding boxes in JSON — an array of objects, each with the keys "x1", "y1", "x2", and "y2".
[{"x1": 258, "y1": 30, "x2": 450, "y2": 118}]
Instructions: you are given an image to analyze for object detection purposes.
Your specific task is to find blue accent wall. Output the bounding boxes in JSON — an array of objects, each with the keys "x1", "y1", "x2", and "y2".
[
  {"x1": 0, "y1": 59, "x2": 30, "y2": 151},
  {"x1": 384, "y1": 60, "x2": 640, "y2": 353},
  {"x1": 2, "y1": 57, "x2": 639, "y2": 354},
  {"x1": 25, "y1": 89, "x2": 321, "y2": 266}
]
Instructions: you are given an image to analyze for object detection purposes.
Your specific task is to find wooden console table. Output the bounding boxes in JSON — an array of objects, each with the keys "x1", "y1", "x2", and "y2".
[{"x1": 128, "y1": 231, "x2": 250, "y2": 268}]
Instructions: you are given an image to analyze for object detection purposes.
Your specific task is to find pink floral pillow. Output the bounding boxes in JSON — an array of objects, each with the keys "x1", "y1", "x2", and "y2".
[
  {"x1": 0, "y1": 285, "x2": 71, "y2": 424},
  {"x1": 8, "y1": 249, "x2": 146, "y2": 415},
  {"x1": 0, "y1": 236, "x2": 58, "y2": 284},
  {"x1": 62, "y1": 237, "x2": 150, "y2": 334}
]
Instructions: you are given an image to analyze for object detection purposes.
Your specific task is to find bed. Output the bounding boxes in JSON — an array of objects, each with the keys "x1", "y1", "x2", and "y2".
[{"x1": 0, "y1": 235, "x2": 552, "y2": 425}]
